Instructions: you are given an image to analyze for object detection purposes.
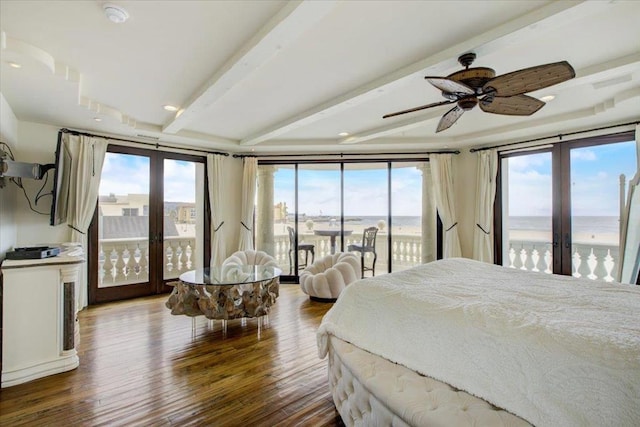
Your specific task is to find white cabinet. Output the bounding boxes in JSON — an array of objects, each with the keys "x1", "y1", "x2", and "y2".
[{"x1": 1, "y1": 252, "x2": 83, "y2": 388}]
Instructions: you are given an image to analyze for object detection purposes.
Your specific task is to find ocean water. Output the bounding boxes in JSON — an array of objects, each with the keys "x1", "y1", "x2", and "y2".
[
  {"x1": 336, "y1": 215, "x2": 620, "y2": 234},
  {"x1": 507, "y1": 216, "x2": 620, "y2": 234}
]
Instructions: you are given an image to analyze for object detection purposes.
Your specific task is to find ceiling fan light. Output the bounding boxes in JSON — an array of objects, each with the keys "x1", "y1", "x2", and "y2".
[{"x1": 103, "y1": 4, "x2": 129, "y2": 24}]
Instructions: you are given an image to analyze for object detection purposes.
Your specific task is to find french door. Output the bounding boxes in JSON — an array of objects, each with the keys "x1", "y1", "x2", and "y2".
[
  {"x1": 88, "y1": 145, "x2": 209, "y2": 304},
  {"x1": 497, "y1": 131, "x2": 637, "y2": 282}
]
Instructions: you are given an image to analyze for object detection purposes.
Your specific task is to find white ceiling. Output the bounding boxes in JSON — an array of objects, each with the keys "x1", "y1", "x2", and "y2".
[{"x1": 1, "y1": 0, "x2": 639, "y2": 154}]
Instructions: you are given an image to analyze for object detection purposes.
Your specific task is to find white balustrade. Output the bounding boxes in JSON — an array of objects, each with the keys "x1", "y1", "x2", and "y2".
[
  {"x1": 100, "y1": 234, "x2": 618, "y2": 284},
  {"x1": 268, "y1": 232, "x2": 423, "y2": 274},
  {"x1": 506, "y1": 240, "x2": 618, "y2": 282},
  {"x1": 98, "y1": 236, "x2": 196, "y2": 287}
]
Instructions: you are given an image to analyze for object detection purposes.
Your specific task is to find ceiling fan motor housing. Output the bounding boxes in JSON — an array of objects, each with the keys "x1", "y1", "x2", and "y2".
[
  {"x1": 458, "y1": 97, "x2": 478, "y2": 110},
  {"x1": 448, "y1": 67, "x2": 496, "y2": 91}
]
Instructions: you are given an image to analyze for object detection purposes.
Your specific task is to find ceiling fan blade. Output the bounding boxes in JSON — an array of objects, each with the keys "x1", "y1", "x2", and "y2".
[
  {"x1": 382, "y1": 100, "x2": 455, "y2": 119},
  {"x1": 480, "y1": 94, "x2": 545, "y2": 116},
  {"x1": 425, "y1": 77, "x2": 475, "y2": 96},
  {"x1": 483, "y1": 61, "x2": 575, "y2": 97},
  {"x1": 436, "y1": 106, "x2": 464, "y2": 132}
]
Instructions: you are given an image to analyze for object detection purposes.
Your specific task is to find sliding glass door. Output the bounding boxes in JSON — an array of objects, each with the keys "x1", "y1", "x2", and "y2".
[
  {"x1": 497, "y1": 132, "x2": 637, "y2": 282},
  {"x1": 343, "y1": 164, "x2": 388, "y2": 277},
  {"x1": 89, "y1": 146, "x2": 208, "y2": 304},
  {"x1": 256, "y1": 159, "x2": 439, "y2": 280},
  {"x1": 391, "y1": 162, "x2": 427, "y2": 271}
]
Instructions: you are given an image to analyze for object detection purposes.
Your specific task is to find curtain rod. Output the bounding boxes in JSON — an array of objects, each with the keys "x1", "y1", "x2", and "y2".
[
  {"x1": 469, "y1": 120, "x2": 639, "y2": 153},
  {"x1": 232, "y1": 149, "x2": 460, "y2": 158},
  {"x1": 59, "y1": 128, "x2": 230, "y2": 156}
]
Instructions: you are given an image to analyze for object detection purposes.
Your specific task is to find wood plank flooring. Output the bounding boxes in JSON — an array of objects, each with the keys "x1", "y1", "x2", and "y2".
[{"x1": 0, "y1": 284, "x2": 345, "y2": 426}]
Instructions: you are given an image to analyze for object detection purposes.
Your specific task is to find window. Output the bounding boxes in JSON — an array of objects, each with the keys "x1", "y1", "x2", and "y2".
[
  {"x1": 88, "y1": 146, "x2": 209, "y2": 304},
  {"x1": 255, "y1": 159, "x2": 440, "y2": 279},
  {"x1": 496, "y1": 132, "x2": 637, "y2": 282},
  {"x1": 122, "y1": 208, "x2": 139, "y2": 217}
]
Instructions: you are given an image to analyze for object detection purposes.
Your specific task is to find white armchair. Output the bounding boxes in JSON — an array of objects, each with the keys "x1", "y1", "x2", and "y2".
[
  {"x1": 299, "y1": 252, "x2": 361, "y2": 301},
  {"x1": 222, "y1": 250, "x2": 278, "y2": 267}
]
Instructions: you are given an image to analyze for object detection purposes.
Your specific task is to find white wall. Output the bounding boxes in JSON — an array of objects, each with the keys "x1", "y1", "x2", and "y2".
[
  {"x1": 0, "y1": 93, "x2": 19, "y2": 258},
  {"x1": 14, "y1": 122, "x2": 71, "y2": 246}
]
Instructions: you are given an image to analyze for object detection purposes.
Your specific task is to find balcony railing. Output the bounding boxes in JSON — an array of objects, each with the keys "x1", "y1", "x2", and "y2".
[
  {"x1": 97, "y1": 234, "x2": 620, "y2": 286},
  {"x1": 98, "y1": 236, "x2": 195, "y2": 287},
  {"x1": 271, "y1": 233, "x2": 422, "y2": 275},
  {"x1": 506, "y1": 240, "x2": 618, "y2": 282}
]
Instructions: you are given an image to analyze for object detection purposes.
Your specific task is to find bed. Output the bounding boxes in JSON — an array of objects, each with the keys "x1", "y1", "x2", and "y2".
[{"x1": 317, "y1": 258, "x2": 640, "y2": 427}]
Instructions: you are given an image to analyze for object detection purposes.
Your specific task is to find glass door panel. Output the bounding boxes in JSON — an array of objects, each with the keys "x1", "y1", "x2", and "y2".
[
  {"x1": 162, "y1": 158, "x2": 205, "y2": 281},
  {"x1": 344, "y1": 163, "x2": 388, "y2": 276},
  {"x1": 256, "y1": 165, "x2": 295, "y2": 276},
  {"x1": 298, "y1": 165, "x2": 341, "y2": 264},
  {"x1": 391, "y1": 163, "x2": 424, "y2": 272},
  {"x1": 501, "y1": 152, "x2": 554, "y2": 273},
  {"x1": 569, "y1": 141, "x2": 637, "y2": 281},
  {"x1": 91, "y1": 148, "x2": 208, "y2": 304},
  {"x1": 97, "y1": 151, "x2": 152, "y2": 289}
]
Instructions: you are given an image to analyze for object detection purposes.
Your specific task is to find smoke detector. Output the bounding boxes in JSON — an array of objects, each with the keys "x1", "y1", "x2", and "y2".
[{"x1": 103, "y1": 3, "x2": 129, "y2": 24}]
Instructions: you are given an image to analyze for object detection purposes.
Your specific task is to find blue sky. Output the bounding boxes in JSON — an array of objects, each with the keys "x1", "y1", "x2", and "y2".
[
  {"x1": 99, "y1": 154, "x2": 197, "y2": 203},
  {"x1": 99, "y1": 142, "x2": 638, "y2": 218},
  {"x1": 274, "y1": 164, "x2": 423, "y2": 217},
  {"x1": 507, "y1": 140, "x2": 637, "y2": 217}
]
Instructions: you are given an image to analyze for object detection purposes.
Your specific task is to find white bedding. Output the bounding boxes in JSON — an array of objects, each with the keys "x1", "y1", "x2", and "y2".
[{"x1": 317, "y1": 258, "x2": 640, "y2": 427}]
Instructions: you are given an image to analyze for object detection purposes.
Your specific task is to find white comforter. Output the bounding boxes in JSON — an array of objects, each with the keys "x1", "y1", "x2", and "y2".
[{"x1": 317, "y1": 258, "x2": 640, "y2": 427}]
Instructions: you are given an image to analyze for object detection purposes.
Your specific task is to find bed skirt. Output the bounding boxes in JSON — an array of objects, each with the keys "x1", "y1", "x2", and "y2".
[{"x1": 327, "y1": 335, "x2": 531, "y2": 427}]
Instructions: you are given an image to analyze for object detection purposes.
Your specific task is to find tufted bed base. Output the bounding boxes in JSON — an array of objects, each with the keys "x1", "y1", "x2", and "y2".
[{"x1": 327, "y1": 336, "x2": 531, "y2": 427}]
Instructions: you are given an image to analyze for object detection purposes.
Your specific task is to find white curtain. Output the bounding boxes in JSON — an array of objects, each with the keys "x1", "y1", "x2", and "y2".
[
  {"x1": 618, "y1": 124, "x2": 640, "y2": 283},
  {"x1": 472, "y1": 149, "x2": 498, "y2": 263},
  {"x1": 66, "y1": 134, "x2": 108, "y2": 310},
  {"x1": 430, "y1": 154, "x2": 462, "y2": 258},
  {"x1": 207, "y1": 154, "x2": 227, "y2": 266},
  {"x1": 239, "y1": 157, "x2": 257, "y2": 250}
]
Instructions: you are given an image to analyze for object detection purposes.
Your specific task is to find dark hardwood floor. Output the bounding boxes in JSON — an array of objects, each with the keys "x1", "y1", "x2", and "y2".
[{"x1": 0, "y1": 284, "x2": 345, "y2": 426}]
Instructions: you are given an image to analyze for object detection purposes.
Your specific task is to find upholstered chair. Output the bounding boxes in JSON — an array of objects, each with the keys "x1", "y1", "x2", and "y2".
[
  {"x1": 222, "y1": 250, "x2": 278, "y2": 268},
  {"x1": 299, "y1": 252, "x2": 361, "y2": 301}
]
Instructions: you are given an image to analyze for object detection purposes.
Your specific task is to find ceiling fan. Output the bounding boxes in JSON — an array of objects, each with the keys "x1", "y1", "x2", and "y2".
[{"x1": 382, "y1": 53, "x2": 575, "y2": 132}]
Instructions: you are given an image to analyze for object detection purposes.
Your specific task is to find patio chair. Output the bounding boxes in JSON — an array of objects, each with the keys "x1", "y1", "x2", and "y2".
[
  {"x1": 287, "y1": 226, "x2": 315, "y2": 274},
  {"x1": 347, "y1": 226, "x2": 378, "y2": 277}
]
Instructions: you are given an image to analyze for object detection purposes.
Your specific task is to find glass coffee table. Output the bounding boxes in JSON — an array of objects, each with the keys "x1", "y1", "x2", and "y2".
[{"x1": 165, "y1": 265, "x2": 281, "y2": 334}]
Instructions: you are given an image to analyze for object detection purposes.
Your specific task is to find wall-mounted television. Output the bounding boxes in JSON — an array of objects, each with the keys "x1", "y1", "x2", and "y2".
[{"x1": 50, "y1": 137, "x2": 72, "y2": 226}]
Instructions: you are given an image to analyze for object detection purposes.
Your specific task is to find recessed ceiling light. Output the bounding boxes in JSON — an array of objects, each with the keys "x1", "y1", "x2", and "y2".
[
  {"x1": 338, "y1": 132, "x2": 349, "y2": 137},
  {"x1": 103, "y1": 3, "x2": 129, "y2": 24},
  {"x1": 539, "y1": 95, "x2": 555, "y2": 102},
  {"x1": 94, "y1": 117, "x2": 102, "y2": 122},
  {"x1": 163, "y1": 104, "x2": 179, "y2": 112},
  {"x1": 7, "y1": 61, "x2": 22, "y2": 69}
]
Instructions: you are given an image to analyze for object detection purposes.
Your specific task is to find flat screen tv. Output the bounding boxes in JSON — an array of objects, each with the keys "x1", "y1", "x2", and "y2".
[{"x1": 50, "y1": 137, "x2": 72, "y2": 226}]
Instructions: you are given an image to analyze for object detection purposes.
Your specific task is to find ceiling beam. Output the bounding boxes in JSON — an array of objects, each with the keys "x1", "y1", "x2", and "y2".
[
  {"x1": 339, "y1": 53, "x2": 640, "y2": 145},
  {"x1": 162, "y1": 0, "x2": 337, "y2": 134},
  {"x1": 240, "y1": 0, "x2": 612, "y2": 146}
]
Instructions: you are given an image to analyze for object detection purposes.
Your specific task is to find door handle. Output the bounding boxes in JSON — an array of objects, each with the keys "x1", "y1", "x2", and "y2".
[
  {"x1": 564, "y1": 233, "x2": 571, "y2": 249},
  {"x1": 552, "y1": 233, "x2": 559, "y2": 248}
]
